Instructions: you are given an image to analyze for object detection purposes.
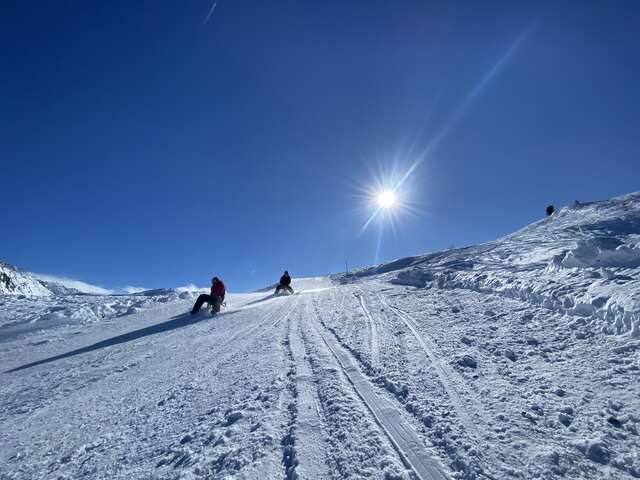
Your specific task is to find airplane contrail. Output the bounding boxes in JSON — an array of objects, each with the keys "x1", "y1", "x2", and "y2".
[{"x1": 204, "y1": 1, "x2": 217, "y2": 25}]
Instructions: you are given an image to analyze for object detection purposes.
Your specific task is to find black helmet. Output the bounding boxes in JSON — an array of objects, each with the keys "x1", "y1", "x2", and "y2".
[
  {"x1": 212, "y1": 276, "x2": 219, "y2": 283},
  {"x1": 284, "y1": 270, "x2": 289, "y2": 275}
]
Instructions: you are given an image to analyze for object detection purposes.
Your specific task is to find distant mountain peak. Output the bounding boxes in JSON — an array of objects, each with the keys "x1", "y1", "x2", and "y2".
[{"x1": 0, "y1": 261, "x2": 52, "y2": 296}]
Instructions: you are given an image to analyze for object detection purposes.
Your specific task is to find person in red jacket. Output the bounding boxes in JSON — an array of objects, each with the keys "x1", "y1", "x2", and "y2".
[{"x1": 191, "y1": 276, "x2": 226, "y2": 314}]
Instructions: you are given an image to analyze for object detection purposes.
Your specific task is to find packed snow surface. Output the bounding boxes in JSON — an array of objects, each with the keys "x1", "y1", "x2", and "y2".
[{"x1": 1, "y1": 192, "x2": 639, "y2": 479}]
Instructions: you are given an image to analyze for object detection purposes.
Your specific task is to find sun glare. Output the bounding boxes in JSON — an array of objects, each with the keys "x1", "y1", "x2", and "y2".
[
  {"x1": 356, "y1": 157, "x2": 424, "y2": 234},
  {"x1": 377, "y1": 190, "x2": 396, "y2": 209}
]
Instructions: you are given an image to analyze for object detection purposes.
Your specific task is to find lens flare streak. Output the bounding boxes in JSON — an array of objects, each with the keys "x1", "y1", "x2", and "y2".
[{"x1": 359, "y1": 23, "x2": 535, "y2": 234}]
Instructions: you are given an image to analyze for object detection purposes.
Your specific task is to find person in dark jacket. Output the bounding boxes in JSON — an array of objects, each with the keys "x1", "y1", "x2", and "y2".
[
  {"x1": 191, "y1": 277, "x2": 226, "y2": 314},
  {"x1": 274, "y1": 270, "x2": 294, "y2": 295}
]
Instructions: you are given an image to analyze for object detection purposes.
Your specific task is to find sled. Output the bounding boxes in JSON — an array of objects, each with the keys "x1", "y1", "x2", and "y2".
[{"x1": 209, "y1": 300, "x2": 225, "y2": 315}]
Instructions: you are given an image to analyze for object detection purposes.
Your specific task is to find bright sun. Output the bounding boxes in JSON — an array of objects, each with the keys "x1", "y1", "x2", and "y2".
[{"x1": 377, "y1": 190, "x2": 396, "y2": 209}]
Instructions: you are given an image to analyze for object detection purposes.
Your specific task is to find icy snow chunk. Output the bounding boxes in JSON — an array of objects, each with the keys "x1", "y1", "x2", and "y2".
[
  {"x1": 591, "y1": 296, "x2": 609, "y2": 309},
  {"x1": 612, "y1": 340, "x2": 640, "y2": 354},
  {"x1": 456, "y1": 355, "x2": 478, "y2": 369},
  {"x1": 381, "y1": 377, "x2": 402, "y2": 395},
  {"x1": 558, "y1": 237, "x2": 640, "y2": 269},
  {"x1": 391, "y1": 268, "x2": 433, "y2": 288},
  {"x1": 574, "y1": 437, "x2": 612, "y2": 465},
  {"x1": 224, "y1": 410, "x2": 244, "y2": 426},
  {"x1": 530, "y1": 403, "x2": 544, "y2": 415},
  {"x1": 585, "y1": 440, "x2": 612, "y2": 464},
  {"x1": 608, "y1": 400, "x2": 624, "y2": 411},
  {"x1": 503, "y1": 349, "x2": 517, "y2": 362},
  {"x1": 521, "y1": 312, "x2": 534, "y2": 322},
  {"x1": 607, "y1": 416, "x2": 623, "y2": 428},
  {"x1": 558, "y1": 412, "x2": 573, "y2": 427},
  {"x1": 560, "y1": 405, "x2": 574, "y2": 415}
]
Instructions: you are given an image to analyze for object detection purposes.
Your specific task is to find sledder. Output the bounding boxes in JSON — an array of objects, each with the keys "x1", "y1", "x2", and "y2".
[
  {"x1": 274, "y1": 270, "x2": 294, "y2": 295},
  {"x1": 191, "y1": 276, "x2": 226, "y2": 314}
]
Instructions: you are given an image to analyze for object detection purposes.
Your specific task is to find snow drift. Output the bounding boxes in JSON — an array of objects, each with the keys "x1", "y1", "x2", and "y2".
[{"x1": 350, "y1": 192, "x2": 640, "y2": 337}]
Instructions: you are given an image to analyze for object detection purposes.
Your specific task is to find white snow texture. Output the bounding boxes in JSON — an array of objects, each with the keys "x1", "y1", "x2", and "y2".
[{"x1": 1, "y1": 192, "x2": 639, "y2": 479}]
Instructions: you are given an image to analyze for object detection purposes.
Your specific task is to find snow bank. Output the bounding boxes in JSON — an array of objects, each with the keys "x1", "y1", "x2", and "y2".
[
  {"x1": 0, "y1": 288, "x2": 199, "y2": 334},
  {"x1": 353, "y1": 192, "x2": 640, "y2": 337},
  {"x1": 553, "y1": 238, "x2": 640, "y2": 269},
  {"x1": 418, "y1": 267, "x2": 640, "y2": 337}
]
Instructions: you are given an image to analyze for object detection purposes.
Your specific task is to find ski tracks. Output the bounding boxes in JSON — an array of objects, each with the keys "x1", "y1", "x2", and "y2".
[
  {"x1": 209, "y1": 297, "x2": 299, "y2": 369},
  {"x1": 281, "y1": 310, "x2": 331, "y2": 480},
  {"x1": 375, "y1": 291, "x2": 509, "y2": 479},
  {"x1": 377, "y1": 294, "x2": 479, "y2": 434},
  {"x1": 154, "y1": 296, "x2": 302, "y2": 479},
  {"x1": 302, "y1": 293, "x2": 449, "y2": 480},
  {"x1": 354, "y1": 288, "x2": 381, "y2": 368}
]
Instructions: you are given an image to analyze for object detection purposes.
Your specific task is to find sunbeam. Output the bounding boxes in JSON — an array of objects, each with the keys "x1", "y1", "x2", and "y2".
[{"x1": 380, "y1": 23, "x2": 537, "y2": 203}]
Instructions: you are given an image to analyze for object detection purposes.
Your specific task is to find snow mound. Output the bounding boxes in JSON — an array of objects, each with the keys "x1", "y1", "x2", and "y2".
[
  {"x1": 553, "y1": 238, "x2": 640, "y2": 269},
  {"x1": 0, "y1": 288, "x2": 199, "y2": 336},
  {"x1": 348, "y1": 192, "x2": 640, "y2": 337}
]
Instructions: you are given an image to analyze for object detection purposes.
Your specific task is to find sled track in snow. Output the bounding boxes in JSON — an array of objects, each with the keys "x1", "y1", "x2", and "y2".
[
  {"x1": 210, "y1": 297, "x2": 299, "y2": 370},
  {"x1": 377, "y1": 294, "x2": 478, "y2": 433},
  {"x1": 308, "y1": 299, "x2": 448, "y2": 480},
  {"x1": 282, "y1": 313, "x2": 330, "y2": 480},
  {"x1": 325, "y1": 286, "x2": 508, "y2": 477},
  {"x1": 355, "y1": 289, "x2": 381, "y2": 368},
  {"x1": 376, "y1": 293, "x2": 509, "y2": 479}
]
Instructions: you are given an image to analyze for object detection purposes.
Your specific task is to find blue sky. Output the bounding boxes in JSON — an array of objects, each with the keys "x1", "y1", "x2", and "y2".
[{"x1": 2, "y1": 1, "x2": 639, "y2": 292}]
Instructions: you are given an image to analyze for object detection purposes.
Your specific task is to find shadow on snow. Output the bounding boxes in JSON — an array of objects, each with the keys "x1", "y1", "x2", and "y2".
[
  {"x1": 4, "y1": 310, "x2": 233, "y2": 373},
  {"x1": 243, "y1": 293, "x2": 288, "y2": 307}
]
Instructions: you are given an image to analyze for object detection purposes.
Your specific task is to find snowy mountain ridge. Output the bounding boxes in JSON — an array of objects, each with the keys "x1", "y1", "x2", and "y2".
[
  {"x1": 0, "y1": 262, "x2": 190, "y2": 297},
  {"x1": 33, "y1": 273, "x2": 114, "y2": 296},
  {"x1": 0, "y1": 261, "x2": 52, "y2": 296},
  {"x1": 347, "y1": 191, "x2": 640, "y2": 337},
  {"x1": 0, "y1": 261, "x2": 115, "y2": 297}
]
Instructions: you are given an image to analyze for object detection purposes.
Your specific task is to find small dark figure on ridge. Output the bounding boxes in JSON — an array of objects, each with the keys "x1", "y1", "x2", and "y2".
[
  {"x1": 191, "y1": 277, "x2": 226, "y2": 314},
  {"x1": 275, "y1": 271, "x2": 294, "y2": 295}
]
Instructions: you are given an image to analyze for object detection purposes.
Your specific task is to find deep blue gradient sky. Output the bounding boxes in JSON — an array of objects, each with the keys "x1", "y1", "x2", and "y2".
[{"x1": 2, "y1": 1, "x2": 639, "y2": 292}]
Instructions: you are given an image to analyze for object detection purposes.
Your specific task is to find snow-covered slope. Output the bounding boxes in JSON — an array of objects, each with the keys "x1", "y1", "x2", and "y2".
[
  {"x1": 350, "y1": 192, "x2": 640, "y2": 337},
  {"x1": 2, "y1": 193, "x2": 639, "y2": 480},
  {"x1": 0, "y1": 261, "x2": 52, "y2": 296}
]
